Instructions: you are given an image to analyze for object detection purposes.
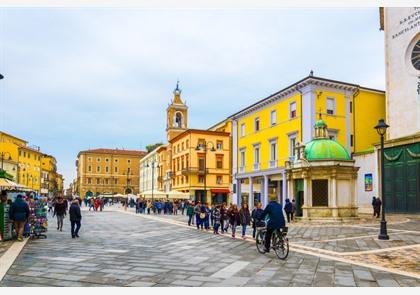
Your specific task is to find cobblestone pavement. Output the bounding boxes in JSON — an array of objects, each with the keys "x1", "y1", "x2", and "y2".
[{"x1": 0, "y1": 208, "x2": 419, "y2": 287}]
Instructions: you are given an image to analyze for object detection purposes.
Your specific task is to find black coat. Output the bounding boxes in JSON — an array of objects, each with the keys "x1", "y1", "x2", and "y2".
[
  {"x1": 69, "y1": 204, "x2": 82, "y2": 222},
  {"x1": 239, "y1": 208, "x2": 251, "y2": 225},
  {"x1": 54, "y1": 202, "x2": 67, "y2": 216}
]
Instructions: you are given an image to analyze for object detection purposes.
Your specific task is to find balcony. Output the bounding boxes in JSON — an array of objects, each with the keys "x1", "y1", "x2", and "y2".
[
  {"x1": 253, "y1": 163, "x2": 260, "y2": 171},
  {"x1": 181, "y1": 167, "x2": 209, "y2": 176},
  {"x1": 269, "y1": 160, "x2": 277, "y2": 169}
]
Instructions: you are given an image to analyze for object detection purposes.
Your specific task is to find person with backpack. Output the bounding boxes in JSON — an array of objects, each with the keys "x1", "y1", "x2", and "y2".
[
  {"x1": 9, "y1": 194, "x2": 30, "y2": 241},
  {"x1": 239, "y1": 203, "x2": 251, "y2": 239}
]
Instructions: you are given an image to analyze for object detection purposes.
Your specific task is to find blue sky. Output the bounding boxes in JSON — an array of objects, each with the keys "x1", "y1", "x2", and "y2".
[{"x1": 0, "y1": 8, "x2": 385, "y2": 188}]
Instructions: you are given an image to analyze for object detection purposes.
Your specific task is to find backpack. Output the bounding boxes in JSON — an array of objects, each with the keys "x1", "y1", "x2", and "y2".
[{"x1": 199, "y1": 212, "x2": 206, "y2": 219}]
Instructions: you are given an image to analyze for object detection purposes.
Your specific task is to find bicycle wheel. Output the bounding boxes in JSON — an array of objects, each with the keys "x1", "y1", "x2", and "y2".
[
  {"x1": 273, "y1": 233, "x2": 289, "y2": 260},
  {"x1": 256, "y1": 230, "x2": 266, "y2": 254}
]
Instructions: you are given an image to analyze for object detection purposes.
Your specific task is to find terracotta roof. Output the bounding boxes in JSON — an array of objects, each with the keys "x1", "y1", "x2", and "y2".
[{"x1": 78, "y1": 148, "x2": 147, "y2": 157}]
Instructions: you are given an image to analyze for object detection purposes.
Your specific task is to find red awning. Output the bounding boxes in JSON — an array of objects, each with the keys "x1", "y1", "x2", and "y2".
[{"x1": 211, "y1": 189, "x2": 230, "y2": 194}]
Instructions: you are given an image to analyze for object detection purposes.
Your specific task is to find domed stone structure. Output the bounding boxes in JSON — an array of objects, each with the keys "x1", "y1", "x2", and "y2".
[{"x1": 285, "y1": 118, "x2": 359, "y2": 220}]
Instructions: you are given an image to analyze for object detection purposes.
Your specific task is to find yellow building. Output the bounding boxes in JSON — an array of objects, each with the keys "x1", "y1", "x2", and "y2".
[
  {"x1": 170, "y1": 129, "x2": 231, "y2": 204},
  {"x1": 229, "y1": 74, "x2": 385, "y2": 211},
  {"x1": 41, "y1": 154, "x2": 58, "y2": 197},
  {"x1": 0, "y1": 131, "x2": 25, "y2": 182},
  {"x1": 76, "y1": 148, "x2": 147, "y2": 198}
]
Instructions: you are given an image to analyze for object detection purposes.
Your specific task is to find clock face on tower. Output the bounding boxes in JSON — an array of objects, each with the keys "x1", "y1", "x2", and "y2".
[{"x1": 411, "y1": 39, "x2": 420, "y2": 71}]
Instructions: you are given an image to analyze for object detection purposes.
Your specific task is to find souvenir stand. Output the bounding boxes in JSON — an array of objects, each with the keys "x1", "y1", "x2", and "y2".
[
  {"x1": 0, "y1": 170, "x2": 24, "y2": 241},
  {"x1": 28, "y1": 197, "x2": 48, "y2": 239}
]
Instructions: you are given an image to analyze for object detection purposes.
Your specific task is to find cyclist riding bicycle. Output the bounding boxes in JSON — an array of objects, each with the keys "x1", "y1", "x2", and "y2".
[{"x1": 260, "y1": 195, "x2": 286, "y2": 253}]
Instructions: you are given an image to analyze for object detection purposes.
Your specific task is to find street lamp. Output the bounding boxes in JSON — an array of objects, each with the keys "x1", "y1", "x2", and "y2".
[
  {"x1": 195, "y1": 141, "x2": 216, "y2": 203},
  {"x1": 375, "y1": 118, "x2": 390, "y2": 240},
  {"x1": 147, "y1": 162, "x2": 160, "y2": 204},
  {"x1": 0, "y1": 151, "x2": 12, "y2": 172}
]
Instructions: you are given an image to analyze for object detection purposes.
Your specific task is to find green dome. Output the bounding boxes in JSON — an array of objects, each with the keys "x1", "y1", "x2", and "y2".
[
  {"x1": 304, "y1": 138, "x2": 350, "y2": 160},
  {"x1": 314, "y1": 119, "x2": 327, "y2": 128}
]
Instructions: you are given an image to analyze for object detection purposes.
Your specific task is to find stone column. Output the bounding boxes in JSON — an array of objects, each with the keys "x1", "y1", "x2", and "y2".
[
  {"x1": 248, "y1": 177, "x2": 253, "y2": 209},
  {"x1": 233, "y1": 178, "x2": 241, "y2": 205},
  {"x1": 331, "y1": 175, "x2": 338, "y2": 218},
  {"x1": 277, "y1": 179, "x2": 282, "y2": 204},
  {"x1": 282, "y1": 173, "x2": 287, "y2": 202},
  {"x1": 263, "y1": 175, "x2": 269, "y2": 207}
]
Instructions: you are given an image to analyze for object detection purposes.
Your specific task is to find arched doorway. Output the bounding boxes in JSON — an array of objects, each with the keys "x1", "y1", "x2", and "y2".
[
  {"x1": 125, "y1": 188, "x2": 132, "y2": 194},
  {"x1": 85, "y1": 191, "x2": 93, "y2": 198},
  {"x1": 174, "y1": 112, "x2": 183, "y2": 128}
]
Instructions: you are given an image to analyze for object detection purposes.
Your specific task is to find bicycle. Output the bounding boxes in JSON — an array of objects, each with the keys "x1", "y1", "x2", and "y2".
[{"x1": 256, "y1": 226, "x2": 289, "y2": 260}]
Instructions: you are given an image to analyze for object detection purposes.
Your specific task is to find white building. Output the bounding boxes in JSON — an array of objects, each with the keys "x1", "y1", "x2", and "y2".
[{"x1": 139, "y1": 147, "x2": 161, "y2": 194}]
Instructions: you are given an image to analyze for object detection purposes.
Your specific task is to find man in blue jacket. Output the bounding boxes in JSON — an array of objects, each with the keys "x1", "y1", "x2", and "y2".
[
  {"x1": 261, "y1": 195, "x2": 285, "y2": 253},
  {"x1": 9, "y1": 194, "x2": 30, "y2": 241}
]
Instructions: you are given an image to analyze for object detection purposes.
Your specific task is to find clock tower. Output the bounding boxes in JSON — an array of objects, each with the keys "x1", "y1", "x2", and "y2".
[{"x1": 166, "y1": 81, "x2": 188, "y2": 142}]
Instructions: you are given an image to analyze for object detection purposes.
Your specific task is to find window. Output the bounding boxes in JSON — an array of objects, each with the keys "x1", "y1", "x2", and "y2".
[
  {"x1": 127, "y1": 167, "x2": 131, "y2": 173},
  {"x1": 182, "y1": 142, "x2": 184, "y2": 150},
  {"x1": 216, "y1": 155, "x2": 223, "y2": 169},
  {"x1": 327, "y1": 97, "x2": 335, "y2": 115},
  {"x1": 270, "y1": 110, "x2": 277, "y2": 126},
  {"x1": 240, "y1": 149, "x2": 246, "y2": 168},
  {"x1": 253, "y1": 145, "x2": 260, "y2": 170},
  {"x1": 198, "y1": 156, "x2": 205, "y2": 171},
  {"x1": 88, "y1": 165, "x2": 92, "y2": 172},
  {"x1": 105, "y1": 178, "x2": 109, "y2": 185},
  {"x1": 177, "y1": 158, "x2": 180, "y2": 171},
  {"x1": 240, "y1": 123, "x2": 245, "y2": 137},
  {"x1": 127, "y1": 159, "x2": 131, "y2": 164},
  {"x1": 105, "y1": 166, "x2": 109, "y2": 173},
  {"x1": 127, "y1": 179, "x2": 131, "y2": 185},
  {"x1": 28, "y1": 153, "x2": 30, "y2": 159},
  {"x1": 328, "y1": 130, "x2": 337, "y2": 141},
  {"x1": 254, "y1": 117, "x2": 260, "y2": 132},
  {"x1": 289, "y1": 135, "x2": 297, "y2": 158},
  {"x1": 216, "y1": 140, "x2": 223, "y2": 150},
  {"x1": 87, "y1": 178, "x2": 92, "y2": 184},
  {"x1": 181, "y1": 156, "x2": 185, "y2": 169},
  {"x1": 88, "y1": 157, "x2": 92, "y2": 162},
  {"x1": 96, "y1": 178, "x2": 100, "y2": 185},
  {"x1": 186, "y1": 140, "x2": 189, "y2": 148},
  {"x1": 270, "y1": 140, "x2": 277, "y2": 162},
  {"x1": 115, "y1": 167, "x2": 118, "y2": 173},
  {"x1": 115, "y1": 159, "x2": 118, "y2": 163},
  {"x1": 216, "y1": 175, "x2": 223, "y2": 184},
  {"x1": 105, "y1": 158, "x2": 109, "y2": 162},
  {"x1": 97, "y1": 157, "x2": 101, "y2": 162},
  {"x1": 198, "y1": 176, "x2": 204, "y2": 183},
  {"x1": 186, "y1": 157, "x2": 189, "y2": 168},
  {"x1": 97, "y1": 166, "x2": 101, "y2": 172},
  {"x1": 19, "y1": 150, "x2": 21, "y2": 157},
  {"x1": 23, "y1": 151, "x2": 26, "y2": 158},
  {"x1": 349, "y1": 101, "x2": 353, "y2": 113},
  {"x1": 114, "y1": 178, "x2": 118, "y2": 184},
  {"x1": 350, "y1": 134, "x2": 354, "y2": 147},
  {"x1": 290, "y1": 102, "x2": 297, "y2": 118},
  {"x1": 197, "y1": 139, "x2": 205, "y2": 149}
]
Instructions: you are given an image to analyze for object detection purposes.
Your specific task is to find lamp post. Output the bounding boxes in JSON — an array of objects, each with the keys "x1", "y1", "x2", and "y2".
[
  {"x1": 147, "y1": 161, "x2": 159, "y2": 204},
  {"x1": 1, "y1": 151, "x2": 12, "y2": 171},
  {"x1": 195, "y1": 140, "x2": 215, "y2": 203},
  {"x1": 375, "y1": 119, "x2": 390, "y2": 240}
]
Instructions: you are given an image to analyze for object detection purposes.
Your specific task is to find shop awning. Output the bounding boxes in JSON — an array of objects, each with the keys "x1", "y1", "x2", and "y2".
[
  {"x1": 0, "y1": 178, "x2": 30, "y2": 191},
  {"x1": 211, "y1": 188, "x2": 230, "y2": 194}
]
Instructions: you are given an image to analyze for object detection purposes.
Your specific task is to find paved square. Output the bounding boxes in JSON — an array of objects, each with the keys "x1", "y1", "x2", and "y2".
[{"x1": 1, "y1": 208, "x2": 419, "y2": 287}]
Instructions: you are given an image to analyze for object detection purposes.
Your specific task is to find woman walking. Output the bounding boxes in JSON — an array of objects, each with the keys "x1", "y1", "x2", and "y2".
[
  {"x1": 53, "y1": 196, "x2": 67, "y2": 231},
  {"x1": 228, "y1": 204, "x2": 240, "y2": 239},
  {"x1": 239, "y1": 203, "x2": 251, "y2": 239},
  {"x1": 284, "y1": 198, "x2": 293, "y2": 223},
  {"x1": 186, "y1": 202, "x2": 195, "y2": 226}
]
